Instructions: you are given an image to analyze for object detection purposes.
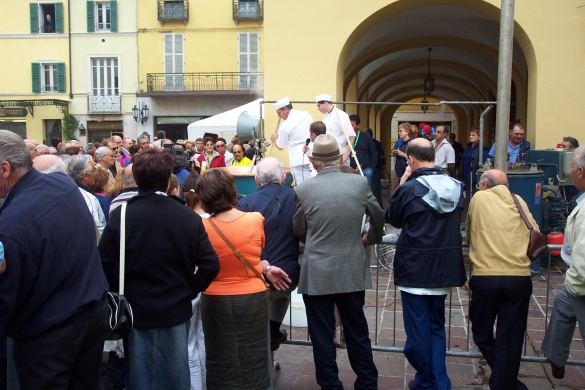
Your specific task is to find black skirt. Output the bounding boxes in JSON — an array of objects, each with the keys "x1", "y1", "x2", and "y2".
[{"x1": 201, "y1": 290, "x2": 270, "y2": 390}]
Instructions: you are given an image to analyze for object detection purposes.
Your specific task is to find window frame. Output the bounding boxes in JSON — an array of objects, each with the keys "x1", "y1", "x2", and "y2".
[
  {"x1": 95, "y1": 2, "x2": 111, "y2": 32},
  {"x1": 89, "y1": 55, "x2": 121, "y2": 97}
]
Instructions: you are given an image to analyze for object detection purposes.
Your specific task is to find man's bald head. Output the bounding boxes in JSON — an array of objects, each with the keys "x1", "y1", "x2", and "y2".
[
  {"x1": 479, "y1": 169, "x2": 509, "y2": 190},
  {"x1": 122, "y1": 163, "x2": 136, "y2": 187},
  {"x1": 33, "y1": 155, "x2": 67, "y2": 173},
  {"x1": 406, "y1": 138, "x2": 435, "y2": 164}
]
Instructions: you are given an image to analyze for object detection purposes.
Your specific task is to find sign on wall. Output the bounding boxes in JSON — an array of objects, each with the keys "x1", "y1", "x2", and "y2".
[{"x1": 0, "y1": 108, "x2": 27, "y2": 117}]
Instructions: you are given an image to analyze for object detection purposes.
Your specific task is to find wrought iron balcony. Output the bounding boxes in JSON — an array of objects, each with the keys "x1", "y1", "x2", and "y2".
[
  {"x1": 146, "y1": 72, "x2": 264, "y2": 93},
  {"x1": 88, "y1": 94, "x2": 121, "y2": 114},
  {"x1": 157, "y1": 0, "x2": 189, "y2": 25},
  {"x1": 233, "y1": 0, "x2": 263, "y2": 24}
]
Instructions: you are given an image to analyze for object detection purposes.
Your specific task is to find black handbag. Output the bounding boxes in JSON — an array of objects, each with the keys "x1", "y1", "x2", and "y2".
[
  {"x1": 511, "y1": 193, "x2": 549, "y2": 261},
  {"x1": 106, "y1": 202, "x2": 134, "y2": 340}
]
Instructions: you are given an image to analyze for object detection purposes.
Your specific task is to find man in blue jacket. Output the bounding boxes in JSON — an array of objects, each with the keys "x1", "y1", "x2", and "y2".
[
  {"x1": 386, "y1": 138, "x2": 466, "y2": 390},
  {"x1": 237, "y1": 157, "x2": 301, "y2": 350},
  {"x1": 0, "y1": 130, "x2": 109, "y2": 389}
]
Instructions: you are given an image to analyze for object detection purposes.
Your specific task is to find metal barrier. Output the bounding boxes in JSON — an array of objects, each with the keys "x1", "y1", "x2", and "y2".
[{"x1": 282, "y1": 240, "x2": 585, "y2": 367}]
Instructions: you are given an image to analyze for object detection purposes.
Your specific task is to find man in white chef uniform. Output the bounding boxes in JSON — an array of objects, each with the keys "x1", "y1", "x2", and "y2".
[
  {"x1": 316, "y1": 93, "x2": 356, "y2": 166},
  {"x1": 270, "y1": 97, "x2": 314, "y2": 185}
]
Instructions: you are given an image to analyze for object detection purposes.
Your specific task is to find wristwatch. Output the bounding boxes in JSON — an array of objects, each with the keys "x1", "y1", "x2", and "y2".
[{"x1": 263, "y1": 265, "x2": 272, "y2": 275}]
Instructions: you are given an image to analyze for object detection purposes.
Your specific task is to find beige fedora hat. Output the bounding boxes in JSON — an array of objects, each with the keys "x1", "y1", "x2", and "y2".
[{"x1": 307, "y1": 134, "x2": 346, "y2": 160}]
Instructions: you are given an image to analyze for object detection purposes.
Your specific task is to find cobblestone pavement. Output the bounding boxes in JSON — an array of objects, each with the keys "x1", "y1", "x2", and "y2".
[{"x1": 273, "y1": 258, "x2": 585, "y2": 390}]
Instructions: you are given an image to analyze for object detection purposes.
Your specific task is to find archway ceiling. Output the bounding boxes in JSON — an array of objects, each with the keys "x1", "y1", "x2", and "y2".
[
  {"x1": 365, "y1": 67, "x2": 490, "y2": 100},
  {"x1": 345, "y1": 4, "x2": 527, "y2": 105}
]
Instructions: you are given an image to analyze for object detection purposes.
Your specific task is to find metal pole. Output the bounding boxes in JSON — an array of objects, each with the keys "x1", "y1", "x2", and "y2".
[{"x1": 494, "y1": 0, "x2": 516, "y2": 171}]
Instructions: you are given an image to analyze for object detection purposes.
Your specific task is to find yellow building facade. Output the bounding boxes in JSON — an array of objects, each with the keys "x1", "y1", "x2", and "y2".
[
  {"x1": 0, "y1": 0, "x2": 582, "y2": 158},
  {"x1": 136, "y1": 0, "x2": 264, "y2": 141},
  {"x1": 262, "y1": 0, "x2": 585, "y2": 163},
  {"x1": 0, "y1": 0, "x2": 138, "y2": 144}
]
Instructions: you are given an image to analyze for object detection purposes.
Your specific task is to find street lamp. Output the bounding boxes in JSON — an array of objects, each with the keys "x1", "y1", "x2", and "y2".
[
  {"x1": 132, "y1": 101, "x2": 149, "y2": 124},
  {"x1": 424, "y1": 48, "x2": 434, "y2": 95},
  {"x1": 421, "y1": 96, "x2": 429, "y2": 114}
]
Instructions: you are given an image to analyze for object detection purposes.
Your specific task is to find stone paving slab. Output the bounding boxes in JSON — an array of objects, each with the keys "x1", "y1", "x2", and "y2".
[{"x1": 273, "y1": 259, "x2": 585, "y2": 389}]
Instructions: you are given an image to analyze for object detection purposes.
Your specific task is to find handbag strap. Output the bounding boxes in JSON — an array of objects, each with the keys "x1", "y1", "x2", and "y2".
[
  {"x1": 510, "y1": 193, "x2": 534, "y2": 231},
  {"x1": 119, "y1": 202, "x2": 127, "y2": 295},
  {"x1": 207, "y1": 216, "x2": 267, "y2": 285}
]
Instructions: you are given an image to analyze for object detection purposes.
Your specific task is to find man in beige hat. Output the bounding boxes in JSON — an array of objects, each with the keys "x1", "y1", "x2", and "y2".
[
  {"x1": 270, "y1": 97, "x2": 313, "y2": 185},
  {"x1": 293, "y1": 134, "x2": 384, "y2": 389},
  {"x1": 316, "y1": 94, "x2": 356, "y2": 165}
]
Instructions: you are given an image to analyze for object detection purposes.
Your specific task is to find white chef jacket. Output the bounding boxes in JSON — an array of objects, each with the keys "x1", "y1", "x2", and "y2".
[{"x1": 276, "y1": 108, "x2": 313, "y2": 167}]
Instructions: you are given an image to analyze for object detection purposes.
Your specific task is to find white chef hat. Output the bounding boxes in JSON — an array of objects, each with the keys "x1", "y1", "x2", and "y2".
[
  {"x1": 272, "y1": 97, "x2": 290, "y2": 110},
  {"x1": 315, "y1": 94, "x2": 333, "y2": 103}
]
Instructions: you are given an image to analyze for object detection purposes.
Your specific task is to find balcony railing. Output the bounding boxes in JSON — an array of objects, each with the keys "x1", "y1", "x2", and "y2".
[
  {"x1": 146, "y1": 72, "x2": 264, "y2": 93},
  {"x1": 88, "y1": 94, "x2": 121, "y2": 113},
  {"x1": 233, "y1": 0, "x2": 263, "y2": 23},
  {"x1": 158, "y1": 0, "x2": 189, "y2": 25}
]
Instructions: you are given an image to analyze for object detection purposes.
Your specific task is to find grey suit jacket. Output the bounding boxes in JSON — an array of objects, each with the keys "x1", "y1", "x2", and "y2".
[{"x1": 293, "y1": 167, "x2": 384, "y2": 295}]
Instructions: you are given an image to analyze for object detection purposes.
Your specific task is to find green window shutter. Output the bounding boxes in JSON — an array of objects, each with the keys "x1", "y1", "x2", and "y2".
[
  {"x1": 55, "y1": 3, "x2": 64, "y2": 33},
  {"x1": 30, "y1": 4, "x2": 39, "y2": 34},
  {"x1": 110, "y1": 1, "x2": 117, "y2": 32},
  {"x1": 31, "y1": 63, "x2": 40, "y2": 93},
  {"x1": 87, "y1": 2, "x2": 95, "y2": 32},
  {"x1": 57, "y1": 63, "x2": 66, "y2": 93}
]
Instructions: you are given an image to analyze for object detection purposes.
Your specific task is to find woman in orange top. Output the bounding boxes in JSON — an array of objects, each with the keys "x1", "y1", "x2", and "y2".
[{"x1": 196, "y1": 169, "x2": 290, "y2": 389}]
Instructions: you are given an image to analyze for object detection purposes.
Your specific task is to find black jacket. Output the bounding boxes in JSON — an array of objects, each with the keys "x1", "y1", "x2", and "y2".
[
  {"x1": 350, "y1": 131, "x2": 378, "y2": 170},
  {"x1": 237, "y1": 183, "x2": 300, "y2": 286},
  {"x1": 99, "y1": 192, "x2": 220, "y2": 328},
  {"x1": 385, "y1": 168, "x2": 466, "y2": 288}
]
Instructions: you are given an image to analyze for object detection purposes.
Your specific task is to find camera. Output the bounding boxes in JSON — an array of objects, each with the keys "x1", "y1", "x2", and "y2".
[{"x1": 163, "y1": 142, "x2": 191, "y2": 172}]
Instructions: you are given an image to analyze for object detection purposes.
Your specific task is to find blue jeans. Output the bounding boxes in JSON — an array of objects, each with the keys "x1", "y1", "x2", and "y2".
[
  {"x1": 401, "y1": 291, "x2": 451, "y2": 390},
  {"x1": 357, "y1": 167, "x2": 373, "y2": 191},
  {"x1": 124, "y1": 321, "x2": 191, "y2": 390}
]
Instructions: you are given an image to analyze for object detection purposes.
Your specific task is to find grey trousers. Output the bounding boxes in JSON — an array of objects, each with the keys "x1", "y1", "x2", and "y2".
[
  {"x1": 541, "y1": 289, "x2": 585, "y2": 365},
  {"x1": 269, "y1": 284, "x2": 298, "y2": 323}
]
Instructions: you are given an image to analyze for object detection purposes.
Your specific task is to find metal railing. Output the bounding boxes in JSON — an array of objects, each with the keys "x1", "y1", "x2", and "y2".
[
  {"x1": 157, "y1": 0, "x2": 189, "y2": 24},
  {"x1": 282, "y1": 240, "x2": 585, "y2": 367},
  {"x1": 87, "y1": 94, "x2": 121, "y2": 114},
  {"x1": 146, "y1": 72, "x2": 263, "y2": 92},
  {"x1": 233, "y1": 0, "x2": 263, "y2": 22}
]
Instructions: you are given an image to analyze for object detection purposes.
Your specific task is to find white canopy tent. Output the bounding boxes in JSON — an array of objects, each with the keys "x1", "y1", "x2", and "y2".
[{"x1": 187, "y1": 98, "x2": 264, "y2": 141}]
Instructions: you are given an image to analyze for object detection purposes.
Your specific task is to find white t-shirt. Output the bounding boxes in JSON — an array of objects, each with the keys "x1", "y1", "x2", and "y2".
[
  {"x1": 322, "y1": 106, "x2": 356, "y2": 147},
  {"x1": 432, "y1": 138, "x2": 455, "y2": 169},
  {"x1": 276, "y1": 109, "x2": 313, "y2": 167}
]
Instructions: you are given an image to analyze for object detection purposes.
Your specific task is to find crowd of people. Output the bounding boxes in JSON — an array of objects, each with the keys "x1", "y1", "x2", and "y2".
[{"x1": 0, "y1": 93, "x2": 584, "y2": 390}]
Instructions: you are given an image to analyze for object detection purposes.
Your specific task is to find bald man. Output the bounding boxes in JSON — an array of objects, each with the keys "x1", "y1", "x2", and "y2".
[
  {"x1": 466, "y1": 169, "x2": 537, "y2": 390},
  {"x1": 385, "y1": 137, "x2": 465, "y2": 390},
  {"x1": 33, "y1": 155, "x2": 67, "y2": 174}
]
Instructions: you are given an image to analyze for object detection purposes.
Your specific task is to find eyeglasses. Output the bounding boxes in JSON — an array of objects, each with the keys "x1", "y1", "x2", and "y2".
[
  {"x1": 215, "y1": 144, "x2": 225, "y2": 148},
  {"x1": 233, "y1": 151, "x2": 242, "y2": 154},
  {"x1": 110, "y1": 147, "x2": 119, "y2": 151}
]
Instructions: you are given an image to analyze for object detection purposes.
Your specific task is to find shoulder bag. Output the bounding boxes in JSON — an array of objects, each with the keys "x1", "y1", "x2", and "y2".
[
  {"x1": 207, "y1": 217, "x2": 269, "y2": 290},
  {"x1": 511, "y1": 193, "x2": 549, "y2": 260},
  {"x1": 106, "y1": 202, "x2": 134, "y2": 340}
]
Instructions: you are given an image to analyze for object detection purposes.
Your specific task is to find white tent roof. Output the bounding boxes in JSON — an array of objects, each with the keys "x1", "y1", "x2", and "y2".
[{"x1": 187, "y1": 98, "x2": 264, "y2": 140}]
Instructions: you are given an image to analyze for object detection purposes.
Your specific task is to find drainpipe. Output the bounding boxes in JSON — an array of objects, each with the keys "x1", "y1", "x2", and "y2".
[
  {"x1": 494, "y1": 0, "x2": 515, "y2": 171},
  {"x1": 479, "y1": 105, "x2": 493, "y2": 163},
  {"x1": 68, "y1": 0, "x2": 73, "y2": 99}
]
